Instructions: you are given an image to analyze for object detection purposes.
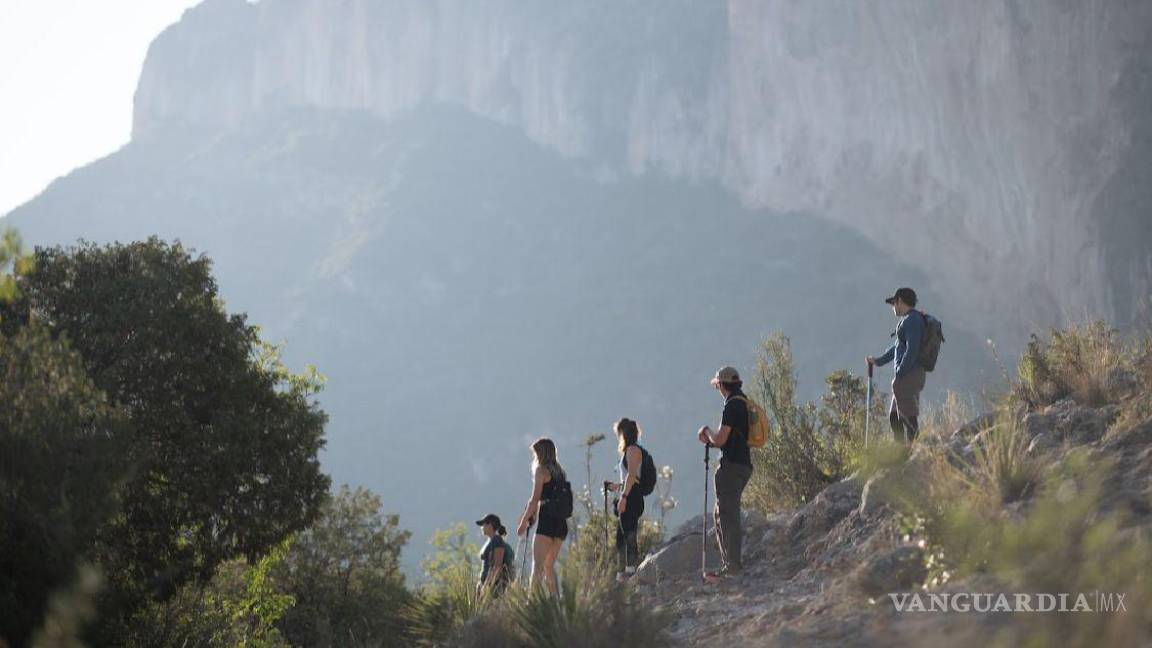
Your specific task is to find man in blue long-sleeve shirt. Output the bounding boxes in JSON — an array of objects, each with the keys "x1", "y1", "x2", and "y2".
[{"x1": 867, "y1": 287, "x2": 927, "y2": 445}]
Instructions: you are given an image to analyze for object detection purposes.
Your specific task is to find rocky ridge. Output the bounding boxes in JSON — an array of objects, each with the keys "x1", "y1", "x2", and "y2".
[{"x1": 633, "y1": 393, "x2": 1152, "y2": 646}]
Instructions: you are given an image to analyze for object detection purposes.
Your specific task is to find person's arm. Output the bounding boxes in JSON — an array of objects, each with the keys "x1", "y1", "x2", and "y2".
[
  {"x1": 484, "y1": 546, "x2": 506, "y2": 590},
  {"x1": 896, "y1": 313, "x2": 924, "y2": 376},
  {"x1": 872, "y1": 342, "x2": 896, "y2": 367},
  {"x1": 517, "y1": 467, "x2": 547, "y2": 535},
  {"x1": 701, "y1": 424, "x2": 732, "y2": 447},
  {"x1": 617, "y1": 446, "x2": 643, "y2": 513}
]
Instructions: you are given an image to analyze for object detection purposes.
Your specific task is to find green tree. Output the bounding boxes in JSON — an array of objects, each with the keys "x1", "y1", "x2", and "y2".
[
  {"x1": 0, "y1": 227, "x2": 34, "y2": 304},
  {"x1": 273, "y1": 486, "x2": 412, "y2": 648},
  {"x1": 0, "y1": 326, "x2": 126, "y2": 646},
  {"x1": 2, "y1": 238, "x2": 330, "y2": 638}
]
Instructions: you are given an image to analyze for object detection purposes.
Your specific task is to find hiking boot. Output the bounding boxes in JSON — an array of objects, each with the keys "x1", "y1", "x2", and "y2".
[{"x1": 703, "y1": 566, "x2": 742, "y2": 584}]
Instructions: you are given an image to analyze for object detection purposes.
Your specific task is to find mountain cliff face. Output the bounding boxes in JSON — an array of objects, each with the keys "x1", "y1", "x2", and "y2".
[{"x1": 133, "y1": 0, "x2": 1152, "y2": 333}]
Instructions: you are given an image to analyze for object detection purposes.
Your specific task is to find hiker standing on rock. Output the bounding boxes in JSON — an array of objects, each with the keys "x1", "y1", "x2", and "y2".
[
  {"x1": 867, "y1": 287, "x2": 928, "y2": 447},
  {"x1": 698, "y1": 366, "x2": 753, "y2": 581},
  {"x1": 606, "y1": 417, "x2": 657, "y2": 582}
]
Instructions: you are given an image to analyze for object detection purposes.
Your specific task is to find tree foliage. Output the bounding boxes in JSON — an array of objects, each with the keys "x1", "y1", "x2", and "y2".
[
  {"x1": 1, "y1": 238, "x2": 330, "y2": 637},
  {"x1": 273, "y1": 486, "x2": 412, "y2": 648},
  {"x1": 745, "y1": 333, "x2": 881, "y2": 513},
  {"x1": 0, "y1": 326, "x2": 126, "y2": 646}
]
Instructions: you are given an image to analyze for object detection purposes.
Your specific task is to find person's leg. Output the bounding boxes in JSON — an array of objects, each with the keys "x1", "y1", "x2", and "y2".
[
  {"x1": 531, "y1": 534, "x2": 551, "y2": 591},
  {"x1": 889, "y1": 394, "x2": 905, "y2": 443},
  {"x1": 621, "y1": 496, "x2": 643, "y2": 573},
  {"x1": 726, "y1": 464, "x2": 752, "y2": 570},
  {"x1": 615, "y1": 508, "x2": 627, "y2": 573},
  {"x1": 905, "y1": 368, "x2": 926, "y2": 443},
  {"x1": 713, "y1": 464, "x2": 730, "y2": 569},
  {"x1": 905, "y1": 416, "x2": 920, "y2": 443},
  {"x1": 893, "y1": 368, "x2": 926, "y2": 445},
  {"x1": 715, "y1": 462, "x2": 750, "y2": 572},
  {"x1": 543, "y1": 537, "x2": 564, "y2": 595}
]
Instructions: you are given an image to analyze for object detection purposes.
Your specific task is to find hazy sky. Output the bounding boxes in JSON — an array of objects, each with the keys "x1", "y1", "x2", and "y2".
[{"x1": 0, "y1": 0, "x2": 201, "y2": 217}]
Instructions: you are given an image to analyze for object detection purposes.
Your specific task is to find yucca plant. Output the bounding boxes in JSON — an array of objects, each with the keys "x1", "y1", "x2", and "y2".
[{"x1": 964, "y1": 417, "x2": 1044, "y2": 505}]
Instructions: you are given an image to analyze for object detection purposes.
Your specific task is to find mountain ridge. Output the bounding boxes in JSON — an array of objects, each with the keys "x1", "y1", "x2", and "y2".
[{"x1": 131, "y1": 0, "x2": 1152, "y2": 338}]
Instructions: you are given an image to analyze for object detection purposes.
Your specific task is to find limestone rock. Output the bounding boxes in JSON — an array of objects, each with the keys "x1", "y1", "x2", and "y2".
[{"x1": 855, "y1": 545, "x2": 927, "y2": 597}]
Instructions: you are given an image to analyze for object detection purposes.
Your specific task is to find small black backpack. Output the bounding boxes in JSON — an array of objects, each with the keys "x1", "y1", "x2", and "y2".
[
  {"x1": 638, "y1": 446, "x2": 658, "y2": 497},
  {"x1": 542, "y1": 478, "x2": 574, "y2": 519}
]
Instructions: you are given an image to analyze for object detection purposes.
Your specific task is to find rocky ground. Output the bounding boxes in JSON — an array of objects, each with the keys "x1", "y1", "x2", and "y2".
[{"x1": 632, "y1": 397, "x2": 1152, "y2": 647}]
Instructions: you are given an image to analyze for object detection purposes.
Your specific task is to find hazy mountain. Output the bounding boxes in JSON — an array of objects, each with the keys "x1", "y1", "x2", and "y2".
[
  {"x1": 7, "y1": 0, "x2": 1149, "y2": 570},
  {"x1": 6, "y1": 105, "x2": 991, "y2": 570},
  {"x1": 130, "y1": 0, "x2": 1152, "y2": 335}
]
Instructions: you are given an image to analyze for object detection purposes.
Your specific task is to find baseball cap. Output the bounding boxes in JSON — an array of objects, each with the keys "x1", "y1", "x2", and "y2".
[
  {"x1": 884, "y1": 287, "x2": 918, "y2": 307},
  {"x1": 475, "y1": 513, "x2": 502, "y2": 527},
  {"x1": 710, "y1": 366, "x2": 741, "y2": 386}
]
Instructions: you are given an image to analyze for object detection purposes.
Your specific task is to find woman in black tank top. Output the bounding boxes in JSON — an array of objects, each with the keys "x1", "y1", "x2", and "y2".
[
  {"x1": 516, "y1": 437, "x2": 568, "y2": 595},
  {"x1": 607, "y1": 418, "x2": 646, "y2": 580}
]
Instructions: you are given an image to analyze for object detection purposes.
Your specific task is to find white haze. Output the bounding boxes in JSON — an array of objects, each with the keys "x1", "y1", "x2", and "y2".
[{"x1": 0, "y1": 0, "x2": 200, "y2": 216}]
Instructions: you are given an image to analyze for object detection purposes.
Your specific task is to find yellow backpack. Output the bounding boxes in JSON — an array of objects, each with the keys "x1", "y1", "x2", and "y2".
[{"x1": 734, "y1": 395, "x2": 770, "y2": 448}]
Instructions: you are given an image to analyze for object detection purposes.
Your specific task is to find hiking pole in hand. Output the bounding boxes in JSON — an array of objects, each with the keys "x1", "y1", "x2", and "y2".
[
  {"x1": 865, "y1": 361, "x2": 874, "y2": 448},
  {"x1": 702, "y1": 442, "x2": 711, "y2": 583},
  {"x1": 520, "y1": 518, "x2": 534, "y2": 587},
  {"x1": 603, "y1": 481, "x2": 611, "y2": 567}
]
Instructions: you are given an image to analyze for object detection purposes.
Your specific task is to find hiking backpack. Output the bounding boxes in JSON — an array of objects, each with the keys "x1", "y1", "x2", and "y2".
[
  {"x1": 917, "y1": 311, "x2": 946, "y2": 372},
  {"x1": 542, "y1": 478, "x2": 574, "y2": 519},
  {"x1": 502, "y1": 542, "x2": 516, "y2": 581},
  {"x1": 734, "y1": 395, "x2": 770, "y2": 448},
  {"x1": 638, "y1": 446, "x2": 658, "y2": 496}
]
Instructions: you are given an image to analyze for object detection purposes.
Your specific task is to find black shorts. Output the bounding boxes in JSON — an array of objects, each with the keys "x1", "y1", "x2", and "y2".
[{"x1": 536, "y1": 515, "x2": 568, "y2": 540}]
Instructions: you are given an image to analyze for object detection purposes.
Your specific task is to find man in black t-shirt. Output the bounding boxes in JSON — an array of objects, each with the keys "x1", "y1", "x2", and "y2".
[{"x1": 698, "y1": 366, "x2": 754, "y2": 580}]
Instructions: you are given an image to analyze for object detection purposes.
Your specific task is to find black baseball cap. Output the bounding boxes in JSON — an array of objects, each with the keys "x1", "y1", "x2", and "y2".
[
  {"x1": 475, "y1": 513, "x2": 502, "y2": 527},
  {"x1": 884, "y1": 287, "x2": 918, "y2": 307}
]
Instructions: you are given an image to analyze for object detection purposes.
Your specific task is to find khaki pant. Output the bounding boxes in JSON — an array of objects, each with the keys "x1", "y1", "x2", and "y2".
[
  {"x1": 714, "y1": 461, "x2": 753, "y2": 571},
  {"x1": 890, "y1": 366, "x2": 927, "y2": 420}
]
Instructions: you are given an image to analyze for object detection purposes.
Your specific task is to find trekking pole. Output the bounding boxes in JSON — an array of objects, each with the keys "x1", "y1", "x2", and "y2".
[
  {"x1": 520, "y1": 518, "x2": 534, "y2": 587},
  {"x1": 602, "y1": 481, "x2": 611, "y2": 567},
  {"x1": 702, "y1": 442, "x2": 711, "y2": 583},
  {"x1": 865, "y1": 362, "x2": 874, "y2": 448}
]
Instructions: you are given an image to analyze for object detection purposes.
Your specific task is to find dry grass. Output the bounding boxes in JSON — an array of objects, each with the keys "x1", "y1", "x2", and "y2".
[{"x1": 1017, "y1": 321, "x2": 1135, "y2": 409}]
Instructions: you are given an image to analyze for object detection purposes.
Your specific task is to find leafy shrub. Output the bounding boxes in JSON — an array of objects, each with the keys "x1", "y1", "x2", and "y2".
[
  {"x1": 403, "y1": 523, "x2": 483, "y2": 645},
  {"x1": 272, "y1": 486, "x2": 411, "y2": 647},
  {"x1": 119, "y1": 542, "x2": 294, "y2": 648},
  {"x1": 745, "y1": 334, "x2": 882, "y2": 513}
]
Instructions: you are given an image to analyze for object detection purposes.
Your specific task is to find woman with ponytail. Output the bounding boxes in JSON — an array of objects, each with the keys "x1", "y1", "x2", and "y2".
[
  {"x1": 476, "y1": 513, "x2": 513, "y2": 597},
  {"x1": 607, "y1": 418, "x2": 647, "y2": 581}
]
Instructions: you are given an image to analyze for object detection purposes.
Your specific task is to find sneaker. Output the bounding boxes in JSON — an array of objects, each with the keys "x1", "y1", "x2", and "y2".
[{"x1": 703, "y1": 566, "x2": 742, "y2": 584}]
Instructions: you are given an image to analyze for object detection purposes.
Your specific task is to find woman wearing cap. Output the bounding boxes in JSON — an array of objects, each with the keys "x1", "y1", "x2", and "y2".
[
  {"x1": 606, "y1": 417, "x2": 646, "y2": 581},
  {"x1": 516, "y1": 438, "x2": 568, "y2": 595},
  {"x1": 476, "y1": 514, "x2": 513, "y2": 598}
]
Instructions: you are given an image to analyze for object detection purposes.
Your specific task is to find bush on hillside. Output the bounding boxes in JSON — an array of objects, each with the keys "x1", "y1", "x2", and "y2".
[
  {"x1": 1017, "y1": 321, "x2": 1134, "y2": 408},
  {"x1": 448, "y1": 564, "x2": 670, "y2": 648},
  {"x1": 745, "y1": 334, "x2": 884, "y2": 513}
]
